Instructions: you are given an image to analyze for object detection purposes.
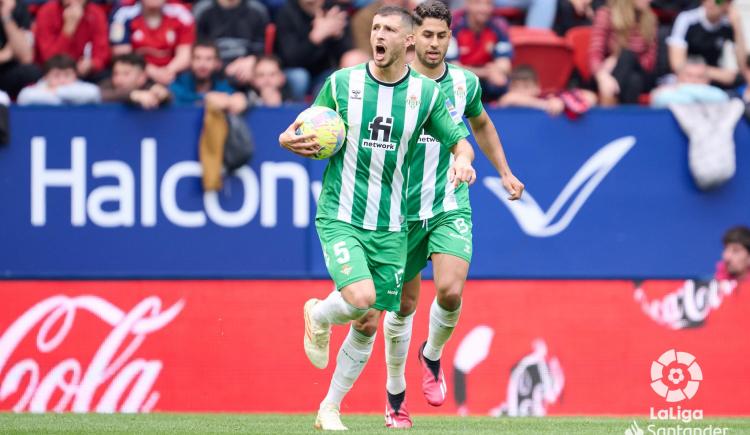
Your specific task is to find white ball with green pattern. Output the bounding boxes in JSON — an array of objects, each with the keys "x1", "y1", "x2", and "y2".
[{"x1": 295, "y1": 106, "x2": 347, "y2": 160}]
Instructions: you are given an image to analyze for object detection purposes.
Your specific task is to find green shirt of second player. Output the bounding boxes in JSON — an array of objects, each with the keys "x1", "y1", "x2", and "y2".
[{"x1": 407, "y1": 63, "x2": 483, "y2": 221}]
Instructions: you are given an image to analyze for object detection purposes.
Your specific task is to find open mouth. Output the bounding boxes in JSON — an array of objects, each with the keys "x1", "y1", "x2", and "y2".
[{"x1": 374, "y1": 44, "x2": 386, "y2": 61}]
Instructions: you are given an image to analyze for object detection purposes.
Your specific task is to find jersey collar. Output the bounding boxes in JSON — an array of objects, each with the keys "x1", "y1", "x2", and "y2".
[
  {"x1": 366, "y1": 63, "x2": 411, "y2": 87},
  {"x1": 435, "y1": 63, "x2": 449, "y2": 83}
]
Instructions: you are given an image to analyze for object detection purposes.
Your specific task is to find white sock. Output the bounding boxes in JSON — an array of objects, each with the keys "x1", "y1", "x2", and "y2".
[
  {"x1": 384, "y1": 311, "x2": 414, "y2": 395},
  {"x1": 312, "y1": 290, "x2": 368, "y2": 326},
  {"x1": 423, "y1": 298, "x2": 461, "y2": 361},
  {"x1": 321, "y1": 326, "x2": 376, "y2": 407}
]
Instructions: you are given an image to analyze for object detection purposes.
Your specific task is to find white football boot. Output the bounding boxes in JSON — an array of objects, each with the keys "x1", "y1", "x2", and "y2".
[
  {"x1": 315, "y1": 403, "x2": 348, "y2": 431},
  {"x1": 304, "y1": 298, "x2": 331, "y2": 369}
]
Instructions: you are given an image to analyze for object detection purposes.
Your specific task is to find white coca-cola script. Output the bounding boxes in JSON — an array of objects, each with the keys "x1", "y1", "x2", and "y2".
[{"x1": 0, "y1": 295, "x2": 184, "y2": 413}]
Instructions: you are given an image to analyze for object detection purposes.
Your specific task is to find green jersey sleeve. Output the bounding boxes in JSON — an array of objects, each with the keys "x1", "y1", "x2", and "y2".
[
  {"x1": 424, "y1": 87, "x2": 469, "y2": 150},
  {"x1": 464, "y1": 74, "x2": 483, "y2": 118},
  {"x1": 313, "y1": 75, "x2": 337, "y2": 110}
]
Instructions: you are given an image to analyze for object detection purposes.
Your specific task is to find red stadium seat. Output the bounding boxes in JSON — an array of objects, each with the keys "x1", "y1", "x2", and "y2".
[
  {"x1": 265, "y1": 23, "x2": 276, "y2": 55},
  {"x1": 509, "y1": 27, "x2": 573, "y2": 93},
  {"x1": 565, "y1": 26, "x2": 593, "y2": 82},
  {"x1": 494, "y1": 7, "x2": 525, "y2": 24}
]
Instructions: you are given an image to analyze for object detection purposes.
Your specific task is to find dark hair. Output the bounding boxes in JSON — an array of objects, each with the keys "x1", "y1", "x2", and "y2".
[
  {"x1": 112, "y1": 53, "x2": 146, "y2": 70},
  {"x1": 256, "y1": 54, "x2": 282, "y2": 68},
  {"x1": 414, "y1": 0, "x2": 451, "y2": 27},
  {"x1": 375, "y1": 5, "x2": 415, "y2": 28},
  {"x1": 193, "y1": 39, "x2": 220, "y2": 57},
  {"x1": 43, "y1": 54, "x2": 76, "y2": 75},
  {"x1": 510, "y1": 65, "x2": 538, "y2": 83},
  {"x1": 723, "y1": 226, "x2": 750, "y2": 253}
]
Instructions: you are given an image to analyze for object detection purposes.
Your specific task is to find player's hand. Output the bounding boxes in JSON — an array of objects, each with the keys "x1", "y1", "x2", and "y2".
[
  {"x1": 448, "y1": 155, "x2": 476, "y2": 188},
  {"x1": 501, "y1": 172, "x2": 524, "y2": 201},
  {"x1": 279, "y1": 118, "x2": 320, "y2": 157}
]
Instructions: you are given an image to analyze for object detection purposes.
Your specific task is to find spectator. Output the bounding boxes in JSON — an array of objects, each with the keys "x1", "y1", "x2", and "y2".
[
  {"x1": 171, "y1": 41, "x2": 249, "y2": 192},
  {"x1": 339, "y1": 49, "x2": 370, "y2": 67},
  {"x1": 449, "y1": 0, "x2": 513, "y2": 100},
  {"x1": 34, "y1": 0, "x2": 110, "y2": 80},
  {"x1": 494, "y1": 0, "x2": 557, "y2": 29},
  {"x1": 274, "y1": 0, "x2": 355, "y2": 101},
  {"x1": 351, "y1": 0, "x2": 409, "y2": 54},
  {"x1": 498, "y1": 65, "x2": 566, "y2": 114},
  {"x1": 650, "y1": 57, "x2": 728, "y2": 108},
  {"x1": 553, "y1": 0, "x2": 605, "y2": 36},
  {"x1": 667, "y1": 0, "x2": 749, "y2": 89},
  {"x1": 0, "y1": 0, "x2": 41, "y2": 97},
  {"x1": 715, "y1": 226, "x2": 750, "y2": 283},
  {"x1": 170, "y1": 40, "x2": 248, "y2": 112},
  {"x1": 110, "y1": 0, "x2": 195, "y2": 85},
  {"x1": 249, "y1": 54, "x2": 287, "y2": 106},
  {"x1": 18, "y1": 54, "x2": 100, "y2": 105},
  {"x1": 99, "y1": 53, "x2": 170, "y2": 108},
  {"x1": 193, "y1": 0, "x2": 269, "y2": 86},
  {"x1": 590, "y1": 0, "x2": 658, "y2": 105}
]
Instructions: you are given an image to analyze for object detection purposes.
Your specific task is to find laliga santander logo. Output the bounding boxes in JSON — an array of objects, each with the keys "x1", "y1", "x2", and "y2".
[
  {"x1": 0, "y1": 295, "x2": 184, "y2": 413},
  {"x1": 650, "y1": 349, "x2": 702, "y2": 403}
]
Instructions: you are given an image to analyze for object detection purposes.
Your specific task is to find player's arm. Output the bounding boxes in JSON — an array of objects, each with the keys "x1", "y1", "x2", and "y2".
[
  {"x1": 467, "y1": 109, "x2": 524, "y2": 200},
  {"x1": 279, "y1": 74, "x2": 337, "y2": 157},
  {"x1": 424, "y1": 87, "x2": 476, "y2": 188}
]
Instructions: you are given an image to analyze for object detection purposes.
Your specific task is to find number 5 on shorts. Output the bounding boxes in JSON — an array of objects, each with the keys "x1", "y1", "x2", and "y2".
[{"x1": 333, "y1": 241, "x2": 350, "y2": 264}]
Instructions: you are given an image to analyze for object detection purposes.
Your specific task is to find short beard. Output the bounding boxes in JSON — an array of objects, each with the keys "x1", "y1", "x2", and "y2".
[
  {"x1": 416, "y1": 50, "x2": 442, "y2": 68},
  {"x1": 375, "y1": 51, "x2": 401, "y2": 69}
]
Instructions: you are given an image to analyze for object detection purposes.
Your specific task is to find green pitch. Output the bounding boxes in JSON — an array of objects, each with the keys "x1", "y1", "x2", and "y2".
[{"x1": 1, "y1": 413, "x2": 749, "y2": 434}]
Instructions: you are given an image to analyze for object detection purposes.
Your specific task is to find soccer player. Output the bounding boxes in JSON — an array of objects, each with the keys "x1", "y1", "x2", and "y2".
[
  {"x1": 278, "y1": 6, "x2": 478, "y2": 431},
  {"x1": 353, "y1": 1, "x2": 525, "y2": 428}
]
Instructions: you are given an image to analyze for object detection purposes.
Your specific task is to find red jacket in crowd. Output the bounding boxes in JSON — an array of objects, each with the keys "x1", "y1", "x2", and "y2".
[{"x1": 34, "y1": 1, "x2": 111, "y2": 73}]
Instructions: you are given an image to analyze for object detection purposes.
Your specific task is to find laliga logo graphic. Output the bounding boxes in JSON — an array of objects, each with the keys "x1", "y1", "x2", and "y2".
[
  {"x1": 647, "y1": 349, "x2": 705, "y2": 426},
  {"x1": 0, "y1": 295, "x2": 184, "y2": 413},
  {"x1": 650, "y1": 349, "x2": 702, "y2": 402},
  {"x1": 485, "y1": 136, "x2": 636, "y2": 237}
]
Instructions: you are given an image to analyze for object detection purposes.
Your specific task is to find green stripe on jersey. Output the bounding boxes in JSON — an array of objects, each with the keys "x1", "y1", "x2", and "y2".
[
  {"x1": 313, "y1": 63, "x2": 468, "y2": 232},
  {"x1": 407, "y1": 63, "x2": 483, "y2": 221}
]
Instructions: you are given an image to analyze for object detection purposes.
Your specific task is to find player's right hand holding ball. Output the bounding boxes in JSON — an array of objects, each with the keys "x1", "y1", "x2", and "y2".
[{"x1": 279, "y1": 119, "x2": 320, "y2": 157}]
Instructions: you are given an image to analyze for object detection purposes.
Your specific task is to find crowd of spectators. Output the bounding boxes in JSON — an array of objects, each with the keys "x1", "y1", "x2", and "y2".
[{"x1": 0, "y1": 0, "x2": 747, "y2": 111}]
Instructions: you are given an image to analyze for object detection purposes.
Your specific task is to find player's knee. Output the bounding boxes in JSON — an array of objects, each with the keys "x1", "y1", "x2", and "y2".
[
  {"x1": 437, "y1": 284, "x2": 462, "y2": 311},
  {"x1": 399, "y1": 294, "x2": 418, "y2": 316},
  {"x1": 352, "y1": 315, "x2": 378, "y2": 336},
  {"x1": 348, "y1": 292, "x2": 375, "y2": 309},
  {"x1": 342, "y1": 284, "x2": 376, "y2": 309}
]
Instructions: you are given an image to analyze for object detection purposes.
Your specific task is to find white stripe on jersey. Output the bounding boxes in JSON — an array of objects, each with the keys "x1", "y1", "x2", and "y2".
[
  {"x1": 330, "y1": 72, "x2": 339, "y2": 112},
  {"x1": 441, "y1": 67, "x2": 467, "y2": 214},
  {"x1": 449, "y1": 68, "x2": 467, "y2": 117},
  {"x1": 419, "y1": 143, "x2": 440, "y2": 220},
  {"x1": 443, "y1": 153, "x2": 458, "y2": 212},
  {"x1": 362, "y1": 85, "x2": 393, "y2": 230},
  {"x1": 337, "y1": 69, "x2": 366, "y2": 224},
  {"x1": 389, "y1": 77, "x2": 423, "y2": 231}
]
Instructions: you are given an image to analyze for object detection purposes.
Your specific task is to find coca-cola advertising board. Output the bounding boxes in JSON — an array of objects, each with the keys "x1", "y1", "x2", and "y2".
[{"x1": 0, "y1": 280, "x2": 747, "y2": 415}]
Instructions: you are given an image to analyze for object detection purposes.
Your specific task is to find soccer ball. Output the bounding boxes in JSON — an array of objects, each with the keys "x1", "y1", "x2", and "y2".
[{"x1": 295, "y1": 106, "x2": 346, "y2": 160}]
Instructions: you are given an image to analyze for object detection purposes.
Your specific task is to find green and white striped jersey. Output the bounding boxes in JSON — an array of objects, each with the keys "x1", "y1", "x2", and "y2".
[
  {"x1": 313, "y1": 63, "x2": 468, "y2": 232},
  {"x1": 407, "y1": 63, "x2": 483, "y2": 221}
]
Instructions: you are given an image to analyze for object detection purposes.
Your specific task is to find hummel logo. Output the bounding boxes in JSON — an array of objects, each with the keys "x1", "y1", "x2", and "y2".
[
  {"x1": 351, "y1": 89, "x2": 362, "y2": 100},
  {"x1": 485, "y1": 136, "x2": 636, "y2": 237}
]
